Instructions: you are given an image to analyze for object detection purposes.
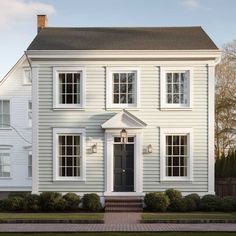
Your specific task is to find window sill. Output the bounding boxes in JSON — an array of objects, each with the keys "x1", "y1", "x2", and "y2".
[
  {"x1": 106, "y1": 107, "x2": 140, "y2": 111},
  {"x1": 53, "y1": 107, "x2": 85, "y2": 111},
  {"x1": 0, "y1": 128, "x2": 12, "y2": 131},
  {"x1": 0, "y1": 177, "x2": 12, "y2": 180},
  {"x1": 161, "y1": 178, "x2": 193, "y2": 182},
  {"x1": 160, "y1": 107, "x2": 192, "y2": 111},
  {"x1": 53, "y1": 178, "x2": 86, "y2": 182}
]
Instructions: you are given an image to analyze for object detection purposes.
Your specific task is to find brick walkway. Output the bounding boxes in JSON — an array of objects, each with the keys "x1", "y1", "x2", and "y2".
[
  {"x1": 0, "y1": 213, "x2": 236, "y2": 232},
  {"x1": 1, "y1": 223, "x2": 236, "y2": 232}
]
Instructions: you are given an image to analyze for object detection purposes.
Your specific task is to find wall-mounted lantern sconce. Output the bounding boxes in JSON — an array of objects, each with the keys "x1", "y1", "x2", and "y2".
[
  {"x1": 147, "y1": 144, "x2": 153, "y2": 153},
  {"x1": 120, "y1": 128, "x2": 128, "y2": 143},
  {"x1": 92, "y1": 144, "x2": 97, "y2": 153}
]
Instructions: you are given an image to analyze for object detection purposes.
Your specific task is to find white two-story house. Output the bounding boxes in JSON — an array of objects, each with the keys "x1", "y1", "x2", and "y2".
[
  {"x1": 0, "y1": 55, "x2": 32, "y2": 196},
  {"x1": 25, "y1": 15, "x2": 221, "y2": 209}
]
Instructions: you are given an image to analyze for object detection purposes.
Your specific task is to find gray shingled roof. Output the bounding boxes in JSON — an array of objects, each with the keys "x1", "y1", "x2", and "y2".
[{"x1": 27, "y1": 27, "x2": 218, "y2": 51}]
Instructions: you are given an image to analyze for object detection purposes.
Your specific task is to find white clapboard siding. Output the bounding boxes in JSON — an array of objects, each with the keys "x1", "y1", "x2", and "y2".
[
  {"x1": 37, "y1": 61, "x2": 209, "y2": 194},
  {"x1": 0, "y1": 58, "x2": 32, "y2": 191}
]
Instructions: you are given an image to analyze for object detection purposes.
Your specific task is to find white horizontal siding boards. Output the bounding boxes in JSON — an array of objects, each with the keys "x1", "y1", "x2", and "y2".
[
  {"x1": 36, "y1": 60, "x2": 209, "y2": 194},
  {"x1": 0, "y1": 58, "x2": 32, "y2": 191}
]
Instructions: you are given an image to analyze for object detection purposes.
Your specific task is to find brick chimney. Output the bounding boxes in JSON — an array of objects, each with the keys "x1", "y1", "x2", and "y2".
[{"x1": 37, "y1": 15, "x2": 48, "y2": 33}]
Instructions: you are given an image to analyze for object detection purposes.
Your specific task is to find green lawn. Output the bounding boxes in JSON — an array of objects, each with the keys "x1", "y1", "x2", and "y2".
[
  {"x1": 0, "y1": 213, "x2": 103, "y2": 220},
  {"x1": 0, "y1": 233, "x2": 235, "y2": 236},
  {"x1": 142, "y1": 212, "x2": 236, "y2": 220}
]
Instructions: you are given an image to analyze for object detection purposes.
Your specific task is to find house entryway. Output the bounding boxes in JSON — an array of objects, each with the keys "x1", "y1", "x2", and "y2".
[{"x1": 114, "y1": 139, "x2": 134, "y2": 192}]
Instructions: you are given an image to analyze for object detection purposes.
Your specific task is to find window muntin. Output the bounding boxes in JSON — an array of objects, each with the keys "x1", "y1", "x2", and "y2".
[
  {"x1": 166, "y1": 135, "x2": 188, "y2": 177},
  {"x1": 58, "y1": 135, "x2": 81, "y2": 177},
  {"x1": 28, "y1": 151, "x2": 32, "y2": 178},
  {"x1": 112, "y1": 72, "x2": 136, "y2": 104},
  {"x1": 28, "y1": 101, "x2": 32, "y2": 128},
  {"x1": 166, "y1": 72, "x2": 189, "y2": 105},
  {"x1": 0, "y1": 100, "x2": 10, "y2": 128},
  {"x1": 0, "y1": 149, "x2": 10, "y2": 177},
  {"x1": 59, "y1": 72, "x2": 81, "y2": 105},
  {"x1": 24, "y1": 69, "x2": 32, "y2": 84}
]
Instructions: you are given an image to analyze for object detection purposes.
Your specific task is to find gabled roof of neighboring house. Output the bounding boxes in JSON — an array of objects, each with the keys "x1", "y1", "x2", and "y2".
[
  {"x1": 0, "y1": 55, "x2": 26, "y2": 86},
  {"x1": 27, "y1": 27, "x2": 218, "y2": 51}
]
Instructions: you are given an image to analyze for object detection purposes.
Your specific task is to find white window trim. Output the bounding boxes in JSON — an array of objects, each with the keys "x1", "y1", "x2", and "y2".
[
  {"x1": 23, "y1": 67, "x2": 32, "y2": 85},
  {"x1": 0, "y1": 98, "x2": 11, "y2": 130},
  {"x1": 0, "y1": 146, "x2": 11, "y2": 179},
  {"x1": 160, "y1": 127, "x2": 193, "y2": 182},
  {"x1": 53, "y1": 67, "x2": 86, "y2": 110},
  {"x1": 160, "y1": 67, "x2": 193, "y2": 110},
  {"x1": 106, "y1": 67, "x2": 140, "y2": 110},
  {"x1": 53, "y1": 128, "x2": 86, "y2": 181}
]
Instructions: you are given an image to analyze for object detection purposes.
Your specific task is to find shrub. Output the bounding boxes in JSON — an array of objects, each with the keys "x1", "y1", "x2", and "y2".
[
  {"x1": 144, "y1": 192, "x2": 170, "y2": 212},
  {"x1": 8, "y1": 192, "x2": 29, "y2": 199},
  {"x1": 82, "y1": 193, "x2": 101, "y2": 212},
  {"x1": 63, "y1": 193, "x2": 80, "y2": 211},
  {"x1": 184, "y1": 193, "x2": 201, "y2": 211},
  {"x1": 200, "y1": 194, "x2": 222, "y2": 211},
  {"x1": 6, "y1": 196, "x2": 27, "y2": 211},
  {"x1": 165, "y1": 189, "x2": 183, "y2": 212},
  {"x1": 0, "y1": 199, "x2": 4, "y2": 211},
  {"x1": 165, "y1": 189, "x2": 182, "y2": 202},
  {"x1": 39, "y1": 192, "x2": 65, "y2": 211},
  {"x1": 167, "y1": 198, "x2": 188, "y2": 212},
  {"x1": 221, "y1": 196, "x2": 236, "y2": 212},
  {"x1": 26, "y1": 194, "x2": 41, "y2": 212}
]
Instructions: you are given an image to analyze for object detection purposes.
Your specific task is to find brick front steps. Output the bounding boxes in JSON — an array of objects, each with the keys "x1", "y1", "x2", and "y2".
[{"x1": 105, "y1": 197, "x2": 143, "y2": 212}]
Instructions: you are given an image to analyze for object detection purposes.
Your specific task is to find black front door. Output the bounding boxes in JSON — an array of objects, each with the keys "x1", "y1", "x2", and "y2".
[{"x1": 114, "y1": 143, "x2": 134, "y2": 192}]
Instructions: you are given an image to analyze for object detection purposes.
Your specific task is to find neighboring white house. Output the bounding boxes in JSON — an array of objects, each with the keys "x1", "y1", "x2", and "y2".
[{"x1": 0, "y1": 55, "x2": 32, "y2": 194}]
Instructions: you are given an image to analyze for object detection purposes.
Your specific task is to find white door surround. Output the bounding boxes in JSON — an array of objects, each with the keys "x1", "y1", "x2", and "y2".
[{"x1": 102, "y1": 110, "x2": 147, "y2": 196}]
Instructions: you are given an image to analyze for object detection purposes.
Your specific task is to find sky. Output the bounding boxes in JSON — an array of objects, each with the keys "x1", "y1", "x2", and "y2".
[{"x1": 0, "y1": 0, "x2": 236, "y2": 79}]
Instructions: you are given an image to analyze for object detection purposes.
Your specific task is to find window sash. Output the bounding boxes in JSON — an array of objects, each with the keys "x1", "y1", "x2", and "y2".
[
  {"x1": 112, "y1": 72, "x2": 136, "y2": 105},
  {"x1": 58, "y1": 134, "x2": 81, "y2": 177},
  {"x1": 28, "y1": 152, "x2": 32, "y2": 178},
  {"x1": 28, "y1": 101, "x2": 32, "y2": 127},
  {"x1": 0, "y1": 150, "x2": 10, "y2": 177},
  {"x1": 0, "y1": 100, "x2": 10, "y2": 128},
  {"x1": 166, "y1": 72, "x2": 189, "y2": 105},
  {"x1": 58, "y1": 72, "x2": 81, "y2": 105},
  {"x1": 165, "y1": 135, "x2": 188, "y2": 177}
]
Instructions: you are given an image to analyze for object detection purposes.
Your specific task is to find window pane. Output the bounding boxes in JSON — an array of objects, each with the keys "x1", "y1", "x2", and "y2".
[
  {"x1": 173, "y1": 73, "x2": 179, "y2": 82},
  {"x1": 113, "y1": 94, "x2": 119, "y2": 103},
  {"x1": 120, "y1": 84, "x2": 126, "y2": 93},
  {"x1": 113, "y1": 73, "x2": 119, "y2": 83},
  {"x1": 113, "y1": 84, "x2": 119, "y2": 93},
  {"x1": 120, "y1": 73, "x2": 126, "y2": 83},
  {"x1": 120, "y1": 94, "x2": 126, "y2": 103},
  {"x1": 128, "y1": 73, "x2": 135, "y2": 83},
  {"x1": 167, "y1": 73, "x2": 172, "y2": 83}
]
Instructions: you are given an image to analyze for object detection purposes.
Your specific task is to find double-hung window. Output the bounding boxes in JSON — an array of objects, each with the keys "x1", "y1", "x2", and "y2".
[
  {"x1": 28, "y1": 151, "x2": 32, "y2": 178},
  {"x1": 107, "y1": 68, "x2": 140, "y2": 109},
  {"x1": 161, "y1": 67, "x2": 192, "y2": 109},
  {"x1": 0, "y1": 148, "x2": 11, "y2": 177},
  {"x1": 0, "y1": 100, "x2": 10, "y2": 128},
  {"x1": 53, "y1": 67, "x2": 85, "y2": 109},
  {"x1": 23, "y1": 68, "x2": 32, "y2": 85},
  {"x1": 160, "y1": 128, "x2": 193, "y2": 181},
  {"x1": 53, "y1": 128, "x2": 85, "y2": 181},
  {"x1": 28, "y1": 101, "x2": 32, "y2": 128}
]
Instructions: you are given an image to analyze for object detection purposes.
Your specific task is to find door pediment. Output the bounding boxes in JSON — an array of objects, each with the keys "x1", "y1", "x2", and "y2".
[{"x1": 101, "y1": 110, "x2": 147, "y2": 129}]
